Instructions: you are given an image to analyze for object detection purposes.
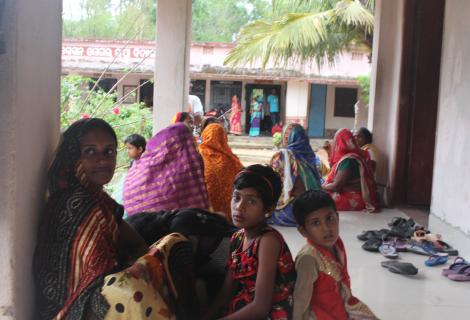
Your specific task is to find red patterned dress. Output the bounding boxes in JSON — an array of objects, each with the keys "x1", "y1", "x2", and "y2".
[{"x1": 227, "y1": 227, "x2": 296, "y2": 319}]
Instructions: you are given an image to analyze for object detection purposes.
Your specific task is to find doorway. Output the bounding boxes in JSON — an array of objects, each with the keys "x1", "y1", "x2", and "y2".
[
  {"x1": 394, "y1": 0, "x2": 445, "y2": 206},
  {"x1": 244, "y1": 84, "x2": 282, "y2": 135}
]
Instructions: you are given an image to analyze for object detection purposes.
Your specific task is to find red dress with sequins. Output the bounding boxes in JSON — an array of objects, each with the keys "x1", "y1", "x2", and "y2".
[{"x1": 227, "y1": 227, "x2": 296, "y2": 319}]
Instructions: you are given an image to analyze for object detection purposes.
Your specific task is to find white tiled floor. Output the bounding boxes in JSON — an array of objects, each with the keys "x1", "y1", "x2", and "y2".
[{"x1": 276, "y1": 209, "x2": 470, "y2": 320}]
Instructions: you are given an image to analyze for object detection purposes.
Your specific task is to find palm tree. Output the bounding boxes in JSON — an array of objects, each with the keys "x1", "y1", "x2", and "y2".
[{"x1": 224, "y1": 0, "x2": 375, "y2": 68}]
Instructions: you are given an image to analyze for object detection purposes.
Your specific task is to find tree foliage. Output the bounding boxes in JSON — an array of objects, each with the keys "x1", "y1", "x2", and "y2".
[
  {"x1": 61, "y1": 75, "x2": 153, "y2": 169},
  {"x1": 63, "y1": 0, "x2": 156, "y2": 40},
  {"x1": 192, "y1": 0, "x2": 270, "y2": 42},
  {"x1": 224, "y1": 0, "x2": 375, "y2": 68},
  {"x1": 357, "y1": 74, "x2": 370, "y2": 104},
  {"x1": 63, "y1": 0, "x2": 271, "y2": 42}
]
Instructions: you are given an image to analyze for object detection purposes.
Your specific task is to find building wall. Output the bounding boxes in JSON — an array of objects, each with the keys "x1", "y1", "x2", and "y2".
[
  {"x1": 431, "y1": 0, "x2": 470, "y2": 235},
  {"x1": 0, "y1": 0, "x2": 62, "y2": 318},
  {"x1": 285, "y1": 80, "x2": 309, "y2": 126},
  {"x1": 324, "y1": 85, "x2": 367, "y2": 134},
  {"x1": 368, "y1": 0, "x2": 405, "y2": 202}
]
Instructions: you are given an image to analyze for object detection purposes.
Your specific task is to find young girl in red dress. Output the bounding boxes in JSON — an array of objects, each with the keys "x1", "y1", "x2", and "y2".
[{"x1": 204, "y1": 164, "x2": 296, "y2": 320}]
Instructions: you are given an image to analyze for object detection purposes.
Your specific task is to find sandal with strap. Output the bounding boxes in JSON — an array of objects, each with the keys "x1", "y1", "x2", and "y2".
[
  {"x1": 442, "y1": 257, "x2": 470, "y2": 276},
  {"x1": 379, "y1": 243, "x2": 398, "y2": 259},
  {"x1": 425, "y1": 255, "x2": 448, "y2": 267},
  {"x1": 362, "y1": 238, "x2": 383, "y2": 252},
  {"x1": 447, "y1": 265, "x2": 470, "y2": 281},
  {"x1": 357, "y1": 229, "x2": 391, "y2": 241},
  {"x1": 435, "y1": 240, "x2": 459, "y2": 256}
]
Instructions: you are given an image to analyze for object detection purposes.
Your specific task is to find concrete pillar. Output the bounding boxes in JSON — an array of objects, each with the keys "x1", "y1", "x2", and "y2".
[
  {"x1": 205, "y1": 79, "x2": 211, "y2": 108},
  {"x1": 0, "y1": 0, "x2": 62, "y2": 319},
  {"x1": 368, "y1": 0, "x2": 405, "y2": 204},
  {"x1": 153, "y1": 0, "x2": 192, "y2": 132}
]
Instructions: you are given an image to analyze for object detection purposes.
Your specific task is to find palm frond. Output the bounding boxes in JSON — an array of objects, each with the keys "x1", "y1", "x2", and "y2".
[
  {"x1": 225, "y1": 11, "x2": 331, "y2": 68},
  {"x1": 225, "y1": 0, "x2": 374, "y2": 69},
  {"x1": 334, "y1": 0, "x2": 374, "y2": 31}
]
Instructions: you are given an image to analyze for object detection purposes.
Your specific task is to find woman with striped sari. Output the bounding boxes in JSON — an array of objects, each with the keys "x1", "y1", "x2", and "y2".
[{"x1": 33, "y1": 118, "x2": 196, "y2": 320}]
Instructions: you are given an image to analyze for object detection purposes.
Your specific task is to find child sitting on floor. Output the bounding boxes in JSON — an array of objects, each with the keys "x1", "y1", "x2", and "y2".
[
  {"x1": 204, "y1": 164, "x2": 296, "y2": 320},
  {"x1": 292, "y1": 190, "x2": 378, "y2": 320}
]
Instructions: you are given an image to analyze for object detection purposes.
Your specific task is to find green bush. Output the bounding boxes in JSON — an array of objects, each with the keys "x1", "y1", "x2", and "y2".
[
  {"x1": 60, "y1": 75, "x2": 153, "y2": 174},
  {"x1": 357, "y1": 74, "x2": 370, "y2": 105}
]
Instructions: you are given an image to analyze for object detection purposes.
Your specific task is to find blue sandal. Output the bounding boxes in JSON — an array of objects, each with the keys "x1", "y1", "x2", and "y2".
[{"x1": 425, "y1": 255, "x2": 448, "y2": 267}]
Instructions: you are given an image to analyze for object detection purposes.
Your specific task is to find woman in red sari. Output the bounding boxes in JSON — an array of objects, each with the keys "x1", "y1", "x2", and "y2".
[
  {"x1": 323, "y1": 128, "x2": 378, "y2": 212},
  {"x1": 230, "y1": 95, "x2": 243, "y2": 135}
]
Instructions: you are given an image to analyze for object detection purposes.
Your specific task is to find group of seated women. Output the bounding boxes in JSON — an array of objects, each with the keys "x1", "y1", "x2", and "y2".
[
  {"x1": 33, "y1": 116, "x2": 379, "y2": 319},
  {"x1": 268, "y1": 124, "x2": 379, "y2": 226}
]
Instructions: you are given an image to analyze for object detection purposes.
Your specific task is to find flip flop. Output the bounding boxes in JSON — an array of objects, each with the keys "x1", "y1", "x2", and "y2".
[
  {"x1": 381, "y1": 261, "x2": 418, "y2": 275},
  {"x1": 435, "y1": 240, "x2": 459, "y2": 256},
  {"x1": 406, "y1": 240, "x2": 448, "y2": 257},
  {"x1": 357, "y1": 229, "x2": 391, "y2": 241},
  {"x1": 362, "y1": 238, "x2": 382, "y2": 252},
  {"x1": 421, "y1": 240, "x2": 449, "y2": 257},
  {"x1": 393, "y1": 238, "x2": 408, "y2": 252},
  {"x1": 357, "y1": 230, "x2": 379, "y2": 241},
  {"x1": 442, "y1": 257, "x2": 470, "y2": 276},
  {"x1": 425, "y1": 255, "x2": 448, "y2": 267},
  {"x1": 447, "y1": 265, "x2": 470, "y2": 281},
  {"x1": 405, "y1": 240, "x2": 431, "y2": 255},
  {"x1": 379, "y1": 243, "x2": 398, "y2": 259}
]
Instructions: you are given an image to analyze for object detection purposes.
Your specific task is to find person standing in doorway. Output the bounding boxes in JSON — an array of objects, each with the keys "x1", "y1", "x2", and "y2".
[
  {"x1": 229, "y1": 95, "x2": 243, "y2": 135},
  {"x1": 249, "y1": 96, "x2": 262, "y2": 137},
  {"x1": 267, "y1": 89, "x2": 280, "y2": 126}
]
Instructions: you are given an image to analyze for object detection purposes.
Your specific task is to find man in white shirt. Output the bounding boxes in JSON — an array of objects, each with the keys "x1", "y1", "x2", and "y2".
[{"x1": 188, "y1": 83, "x2": 204, "y2": 126}]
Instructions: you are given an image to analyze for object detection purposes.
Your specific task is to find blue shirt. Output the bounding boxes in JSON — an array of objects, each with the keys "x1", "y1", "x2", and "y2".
[{"x1": 267, "y1": 94, "x2": 279, "y2": 112}]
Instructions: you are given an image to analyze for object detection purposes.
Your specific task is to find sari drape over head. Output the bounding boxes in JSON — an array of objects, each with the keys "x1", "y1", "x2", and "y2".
[
  {"x1": 325, "y1": 128, "x2": 378, "y2": 212},
  {"x1": 34, "y1": 119, "x2": 124, "y2": 319},
  {"x1": 199, "y1": 123, "x2": 243, "y2": 221},
  {"x1": 123, "y1": 123, "x2": 209, "y2": 216},
  {"x1": 269, "y1": 123, "x2": 322, "y2": 226},
  {"x1": 272, "y1": 123, "x2": 322, "y2": 209},
  {"x1": 34, "y1": 119, "x2": 193, "y2": 320}
]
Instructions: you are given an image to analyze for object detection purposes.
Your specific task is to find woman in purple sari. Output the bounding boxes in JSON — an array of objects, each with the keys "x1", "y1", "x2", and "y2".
[{"x1": 123, "y1": 123, "x2": 210, "y2": 216}]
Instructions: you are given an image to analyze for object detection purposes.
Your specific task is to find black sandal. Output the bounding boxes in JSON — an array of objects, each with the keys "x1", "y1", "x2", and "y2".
[{"x1": 381, "y1": 261, "x2": 418, "y2": 275}]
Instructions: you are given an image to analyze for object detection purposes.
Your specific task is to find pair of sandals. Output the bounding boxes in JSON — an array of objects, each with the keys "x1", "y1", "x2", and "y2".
[
  {"x1": 442, "y1": 257, "x2": 470, "y2": 281},
  {"x1": 410, "y1": 231, "x2": 459, "y2": 256}
]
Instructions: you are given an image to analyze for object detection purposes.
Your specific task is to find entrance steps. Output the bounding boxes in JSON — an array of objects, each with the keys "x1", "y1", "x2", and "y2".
[{"x1": 228, "y1": 134, "x2": 330, "y2": 166}]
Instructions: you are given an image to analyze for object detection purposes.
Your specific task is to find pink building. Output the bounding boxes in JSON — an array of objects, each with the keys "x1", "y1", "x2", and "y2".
[{"x1": 62, "y1": 38, "x2": 371, "y2": 137}]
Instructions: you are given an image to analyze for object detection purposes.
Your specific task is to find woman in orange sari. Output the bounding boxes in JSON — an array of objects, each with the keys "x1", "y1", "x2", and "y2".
[
  {"x1": 199, "y1": 123, "x2": 244, "y2": 221},
  {"x1": 323, "y1": 128, "x2": 378, "y2": 212},
  {"x1": 230, "y1": 95, "x2": 242, "y2": 135}
]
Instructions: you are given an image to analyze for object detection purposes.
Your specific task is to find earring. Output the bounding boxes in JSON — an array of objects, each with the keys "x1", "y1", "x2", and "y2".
[{"x1": 264, "y1": 213, "x2": 271, "y2": 218}]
